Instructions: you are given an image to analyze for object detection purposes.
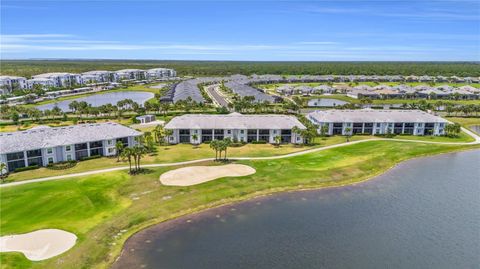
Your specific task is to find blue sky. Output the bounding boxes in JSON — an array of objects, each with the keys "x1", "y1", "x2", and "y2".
[{"x1": 1, "y1": 0, "x2": 479, "y2": 61}]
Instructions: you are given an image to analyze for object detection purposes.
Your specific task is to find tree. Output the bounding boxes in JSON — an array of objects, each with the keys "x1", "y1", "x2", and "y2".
[
  {"x1": 210, "y1": 140, "x2": 220, "y2": 161},
  {"x1": 222, "y1": 138, "x2": 232, "y2": 160},
  {"x1": 121, "y1": 147, "x2": 134, "y2": 173},
  {"x1": 10, "y1": 111, "x2": 20, "y2": 127},
  {"x1": 291, "y1": 126, "x2": 302, "y2": 144},
  {"x1": 344, "y1": 127, "x2": 352, "y2": 142},
  {"x1": 192, "y1": 133, "x2": 199, "y2": 147},
  {"x1": 274, "y1": 135, "x2": 282, "y2": 147},
  {"x1": 320, "y1": 124, "x2": 329, "y2": 137},
  {"x1": 144, "y1": 132, "x2": 155, "y2": 152},
  {"x1": 0, "y1": 162, "x2": 7, "y2": 181},
  {"x1": 133, "y1": 145, "x2": 147, "y2": 172},
  {"x1": 115, "y1": 141, "x2": 124, "y2": 162},
  {"x1": 445, "y1": 123, "x2": 461, "y2": 137}
]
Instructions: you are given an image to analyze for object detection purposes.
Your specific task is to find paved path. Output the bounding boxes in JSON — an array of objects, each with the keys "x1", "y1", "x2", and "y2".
[
  {"x1": 205, "y1": 85, "x2": 230, "y2": 107},
  {"x1": 1, "y1": 127, "x2": 478, "y2": 188}
]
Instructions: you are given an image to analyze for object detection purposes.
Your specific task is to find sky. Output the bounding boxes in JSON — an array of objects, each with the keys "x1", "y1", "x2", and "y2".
[{"x1": 1, "y1": 0, "x2": 479, "y2": 61}]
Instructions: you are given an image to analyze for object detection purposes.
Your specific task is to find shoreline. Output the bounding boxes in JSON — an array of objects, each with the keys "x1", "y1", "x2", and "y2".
[{"x1": 109, "y1": 146, "x2": 480, "y2": 268}]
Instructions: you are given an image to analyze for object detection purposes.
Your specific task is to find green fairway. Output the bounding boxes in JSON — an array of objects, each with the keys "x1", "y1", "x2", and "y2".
[{"x1": 0, "y1": 140, "x2": 478, "y2": 269}]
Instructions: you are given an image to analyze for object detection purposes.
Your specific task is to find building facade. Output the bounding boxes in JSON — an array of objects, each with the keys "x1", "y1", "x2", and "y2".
[
  {"x1": 31, "y1": 73, "x2": 83, "y2": 88},
  {"x1": 164, "y1": 113, "x2": 306, "y2": 144},
  {"x1": 0, "y1": 123, "x2": 142, "y2": 173},
  {"x1": 307, "y1": 109, "x2": 448, "y2": 136},
  {"x1": 146, "y1": 68, "x2": 177, "y2": 80},
  {"x1": 81, "y1": 71, "x2": 116, "y2": 83},
  {"x1": 0, "y1": 76, "x2": 27, "y2": 94},
  {"x1": 115, "y1": 69, "x2": 147, "y2": 81}
]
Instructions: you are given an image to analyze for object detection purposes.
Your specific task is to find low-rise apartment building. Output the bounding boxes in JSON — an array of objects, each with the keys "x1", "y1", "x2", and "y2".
[
  {"x1": 115, "y1": 69, "x2": 147, "y2": 81},
  {"x1": 26, "y1": 78, "x2": 56, "y2": 89},
  {"x1": 146, "y1": 68, "x2": 177, "y2": 79},
  {"x1": 0, "y1": 76, "x2": 27, "y2": 94},
  {"x1": 31, "y1": 73, "x2": 83, "y2": 88},
  {"x1": 0, "y1": 123, "x2": 142, "y2": 173},
  {"x1": 81, "y1": 70, "x2": 116, "y2": 83},
  {"x1": 307, "y1": 109, "x2": 448, "y2": 136},
  {"x1": 164, "y1": 112, "x2": 306, "y2": 144}
]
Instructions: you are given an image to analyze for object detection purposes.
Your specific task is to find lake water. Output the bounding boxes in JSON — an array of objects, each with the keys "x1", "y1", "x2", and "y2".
[
  {"x1": 307, "y1": 98, "x2": 348, "y2": 107},
  {"x1": 471, "y1": 125, "x2": 480, "y2": 135},
  {"x1": 114, "y1": 150, "x2": 480, "y2": 269},
  {"x1": 36, "y1": 91, "x2": 154, "y2": 111}
]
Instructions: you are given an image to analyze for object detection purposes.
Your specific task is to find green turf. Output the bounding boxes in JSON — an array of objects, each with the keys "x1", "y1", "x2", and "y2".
[{"x1": 0, "y1": 140, "x2": 478, "y2": 269}]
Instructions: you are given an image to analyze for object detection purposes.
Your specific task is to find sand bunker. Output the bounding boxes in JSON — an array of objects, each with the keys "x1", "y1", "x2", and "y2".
[
  {"x1": 160, "y1": 164, "x2": 256, "y2": 186},
  {"x1": 0, "y1": 229, "x2": 77, "y2": 261}
]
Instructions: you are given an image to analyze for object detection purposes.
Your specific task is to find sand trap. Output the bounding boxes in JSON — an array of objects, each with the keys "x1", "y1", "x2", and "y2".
[
  {"x1": 160, "y1": 164, "x2": 256, "y2": 186},
  {"x1": 0, "y1": 229, "x2": 77, "y2": 261}
]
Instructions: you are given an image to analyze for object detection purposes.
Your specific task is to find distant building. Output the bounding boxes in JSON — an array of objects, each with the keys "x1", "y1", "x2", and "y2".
[
  {"x1": 146, "y1": 68, "x2": 177, "y2": 80},
  {"x1": 115, "y1": 69, "x2": 147, "y2": 81},
  {"x1": 164, "y1": 112, "x2": 306, "y2": 144},
  {"x1": 307, "y1": 109, "x2": 448, "y2": 136},
  {"x1": 0, "y1": 123, "x2": 142, "y2": 173},
  {"x1": 26, "y1": 78, "x2": 56, "y2": 90},
  {"x1": 135, "y1": 114, "x2": 156, "y2": 124},
  {"x1": 0, "y1": 76, "x2": 27, "y2": 94},
  {"x1": 31, "y1": 73, "x2": 83, "y2": 88},
  {"x1": 81, "y1": 70, "x2": 116, "y2": 83}
]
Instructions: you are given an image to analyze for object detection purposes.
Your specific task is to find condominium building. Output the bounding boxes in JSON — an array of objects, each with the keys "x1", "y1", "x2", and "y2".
[
  {"x1": 0, "y1": 76, "x2": 27, "y2": 94},
  {"x1": 146, "y1": 68, "x2": 177, "y2": 79},
  {"x1": 0, "y1": 123, "x2": 142, "y2": 173},
  {"x1": 115, "y1": 69, "x2": 147, "y2": 81},
  {"x1": 81, "y1": 70, "x2": 117, "y2": 83},
  {"x1": 164, "y1": 112, "x2": 306, "y2": 144},
  {"x1": 307, "y1": 109, "x2": 448, "y2": 136},
  {"x1": 26, "y1": 78, "x2": 56, "y2": 89},
  {"x1": 31, "y1": 73, "x2": 83, "y2": 88}
]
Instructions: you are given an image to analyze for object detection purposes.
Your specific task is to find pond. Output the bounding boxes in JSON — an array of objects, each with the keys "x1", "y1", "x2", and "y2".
[
  {"x1": 114, "y1": 150, "x2": 480, "y2": 269},
  {"x1": 307, "y1": 98, "x2": 348, "y2": 107},
  {"x1": 470, "y1": 125, "x2": 480, "y2": 135},
  {"x1": 36, "y1": 91, "x2": 154, "y2": 111}
]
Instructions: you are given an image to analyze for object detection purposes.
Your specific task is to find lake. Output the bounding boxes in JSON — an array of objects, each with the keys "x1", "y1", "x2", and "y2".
[
  {"x1": 307, "y1": 98, "x2": 348, "y2": 107},
  {"x1": 114, "y1": 150, "x2": 480, "y2": 269},
  {"x1": 471, "y1": 125, "x2": 480, "y2": 135},
  {"x1": 36, "y1": 91, "x2": 154, "y2": 111}
]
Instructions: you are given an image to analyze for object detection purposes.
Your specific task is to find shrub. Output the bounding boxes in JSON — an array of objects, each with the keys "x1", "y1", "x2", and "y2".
[
  {"x1": 46, "y1": 160, "x2": 77, "y2": 170},
  {"x1": 80, "y1": 155, "x2": 101, "y2": 161},
  {"x1": 251, "y1": 141, "x2": 267, "y2": 144},
  {"x1": 14, "y1": 165, "x2": 39, "y2": 172}
]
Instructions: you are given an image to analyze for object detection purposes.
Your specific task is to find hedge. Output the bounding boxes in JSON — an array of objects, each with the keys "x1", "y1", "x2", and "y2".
[
  {"x1": 14, "y1": 165, "x2": 39, "y2": 173},
  {"x1": 80, "y1": 155, "x2": 101, "y2": 161}
]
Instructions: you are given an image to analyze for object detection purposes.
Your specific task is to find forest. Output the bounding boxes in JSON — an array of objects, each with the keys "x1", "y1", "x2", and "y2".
[{"x1": 1, "y1": 60, "x2": 479, "y2": 77}]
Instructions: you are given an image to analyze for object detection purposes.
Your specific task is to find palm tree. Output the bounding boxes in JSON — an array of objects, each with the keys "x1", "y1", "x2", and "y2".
[
  {"x1": 121, "y1": 147, "x2": 134, "y2": 173},
  {"x1": 115, "y1": 141, "x2": 124, "y2": 162},
  {"x1": 222, "y1": 138, "x2": 232, "y2": 160},
  {"x1": 133, "y1": 145, "x2": 147, "y2": 172},
  {"x1": 291, "y1": 126, "x2": 301, "y2": 144},
  {"x1": 344, "y1": 127, "x2": 352, "y2": 142},
  {"x1": 274, "y1": 135, "x2": 282, "y2": 147},
  {"x1": 210, "y1": 140, "x2": 220, "y2": 161},
  {"x1": 192, "y1": 133, "x2": 199, "y2": 147}
]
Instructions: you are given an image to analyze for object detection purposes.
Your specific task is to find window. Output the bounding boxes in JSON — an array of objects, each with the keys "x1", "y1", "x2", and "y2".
[
  {"x1": 66, "y1": 145, "x2": 71, "y2": 151},
  {"x1": 66, "y1": 155, "x2": 72, "y2": 161},
  {"x1": 227, "y1": 130, "x2": 231, "y2": 134},
  {"x1": 108, "y1": 148, "x2": 115, "y2": 154},
  {"x1": 48, "y1": 157, "x2": 54, "y2": 164},
  {"x1": 47, "y1": 148, "x2": 53, "y2": 154},
  {"x1": 376, "y1": 123, "x2": 381, "y2": 127},
  {"x1": 240, "y1": 130, "x2": 244, "y2": 134},
  {"x1": 107, "y1": 140, "x2": 113, "y2": 146}
]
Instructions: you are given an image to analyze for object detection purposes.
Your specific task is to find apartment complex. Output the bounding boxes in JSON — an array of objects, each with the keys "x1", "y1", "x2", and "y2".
[
  {"x1": 0, "y1": 123, "x2": 142, "y2": 173},
  {"x1": 307, "y1": 109, "x2": 448, "y2": 136},
  {"x1": 31, "y1": 73, "x2": 83, "y2": 88},
  {"x1": 0, "y1": 76, "x2": 28, "y2": 94},
  {"x1": 164, "y1": 112, "x2": 306, "y2": 144}
]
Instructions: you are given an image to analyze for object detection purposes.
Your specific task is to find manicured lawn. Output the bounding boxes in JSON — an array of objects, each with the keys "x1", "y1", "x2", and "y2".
[
  {"x1": 446, "y1": 117, "x2": 480, "y2": 128},
  {"x1": 0, "y1": 140, "x2": 477, "y2": 269},
  {"x1": 4, "y1": 136, "x2": 373, "y2": 182},
  {"x1": 386, "y1": 130, "x2": 475, "y2": 143}
]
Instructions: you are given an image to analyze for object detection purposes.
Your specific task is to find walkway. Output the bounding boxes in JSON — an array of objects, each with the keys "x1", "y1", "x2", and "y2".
[
  {"x1": 1, "y1": 128, "x2": 478, "y2": 188},
  {"x1": 205, "y1": 85, "x2": 230, "y2": 107}
]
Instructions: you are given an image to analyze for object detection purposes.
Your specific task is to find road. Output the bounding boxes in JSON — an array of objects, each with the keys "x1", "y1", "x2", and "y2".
[
  {"x1": 1, "y1": 127, "x2": 478, "y2": 188},
  {"x1": 205, "y1": 85, "x2": 230, "y2": 107}
]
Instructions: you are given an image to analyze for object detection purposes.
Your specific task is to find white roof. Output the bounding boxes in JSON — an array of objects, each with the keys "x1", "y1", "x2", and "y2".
[
  {"x1": 308, "y1": 109, "x2": 448, "y2": 123},
  {"x1": 0, "y1": 122, "x2": 142, "y2": 154},
  {"x1": 33, "y1": 73, "x2": 78, "y2": 78},
  {"x1": 0, "y1": 75, "x2": 26, "y2": 80},
  {"x1": 165, "y1": 113, "x2": 306, "y2": 130},
  {"x1": 82, "y1": 70, "x2": 112, "y2": 75},
  {"x1": 115, "y1": 69, "x2": 145, "y2": 73}
]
